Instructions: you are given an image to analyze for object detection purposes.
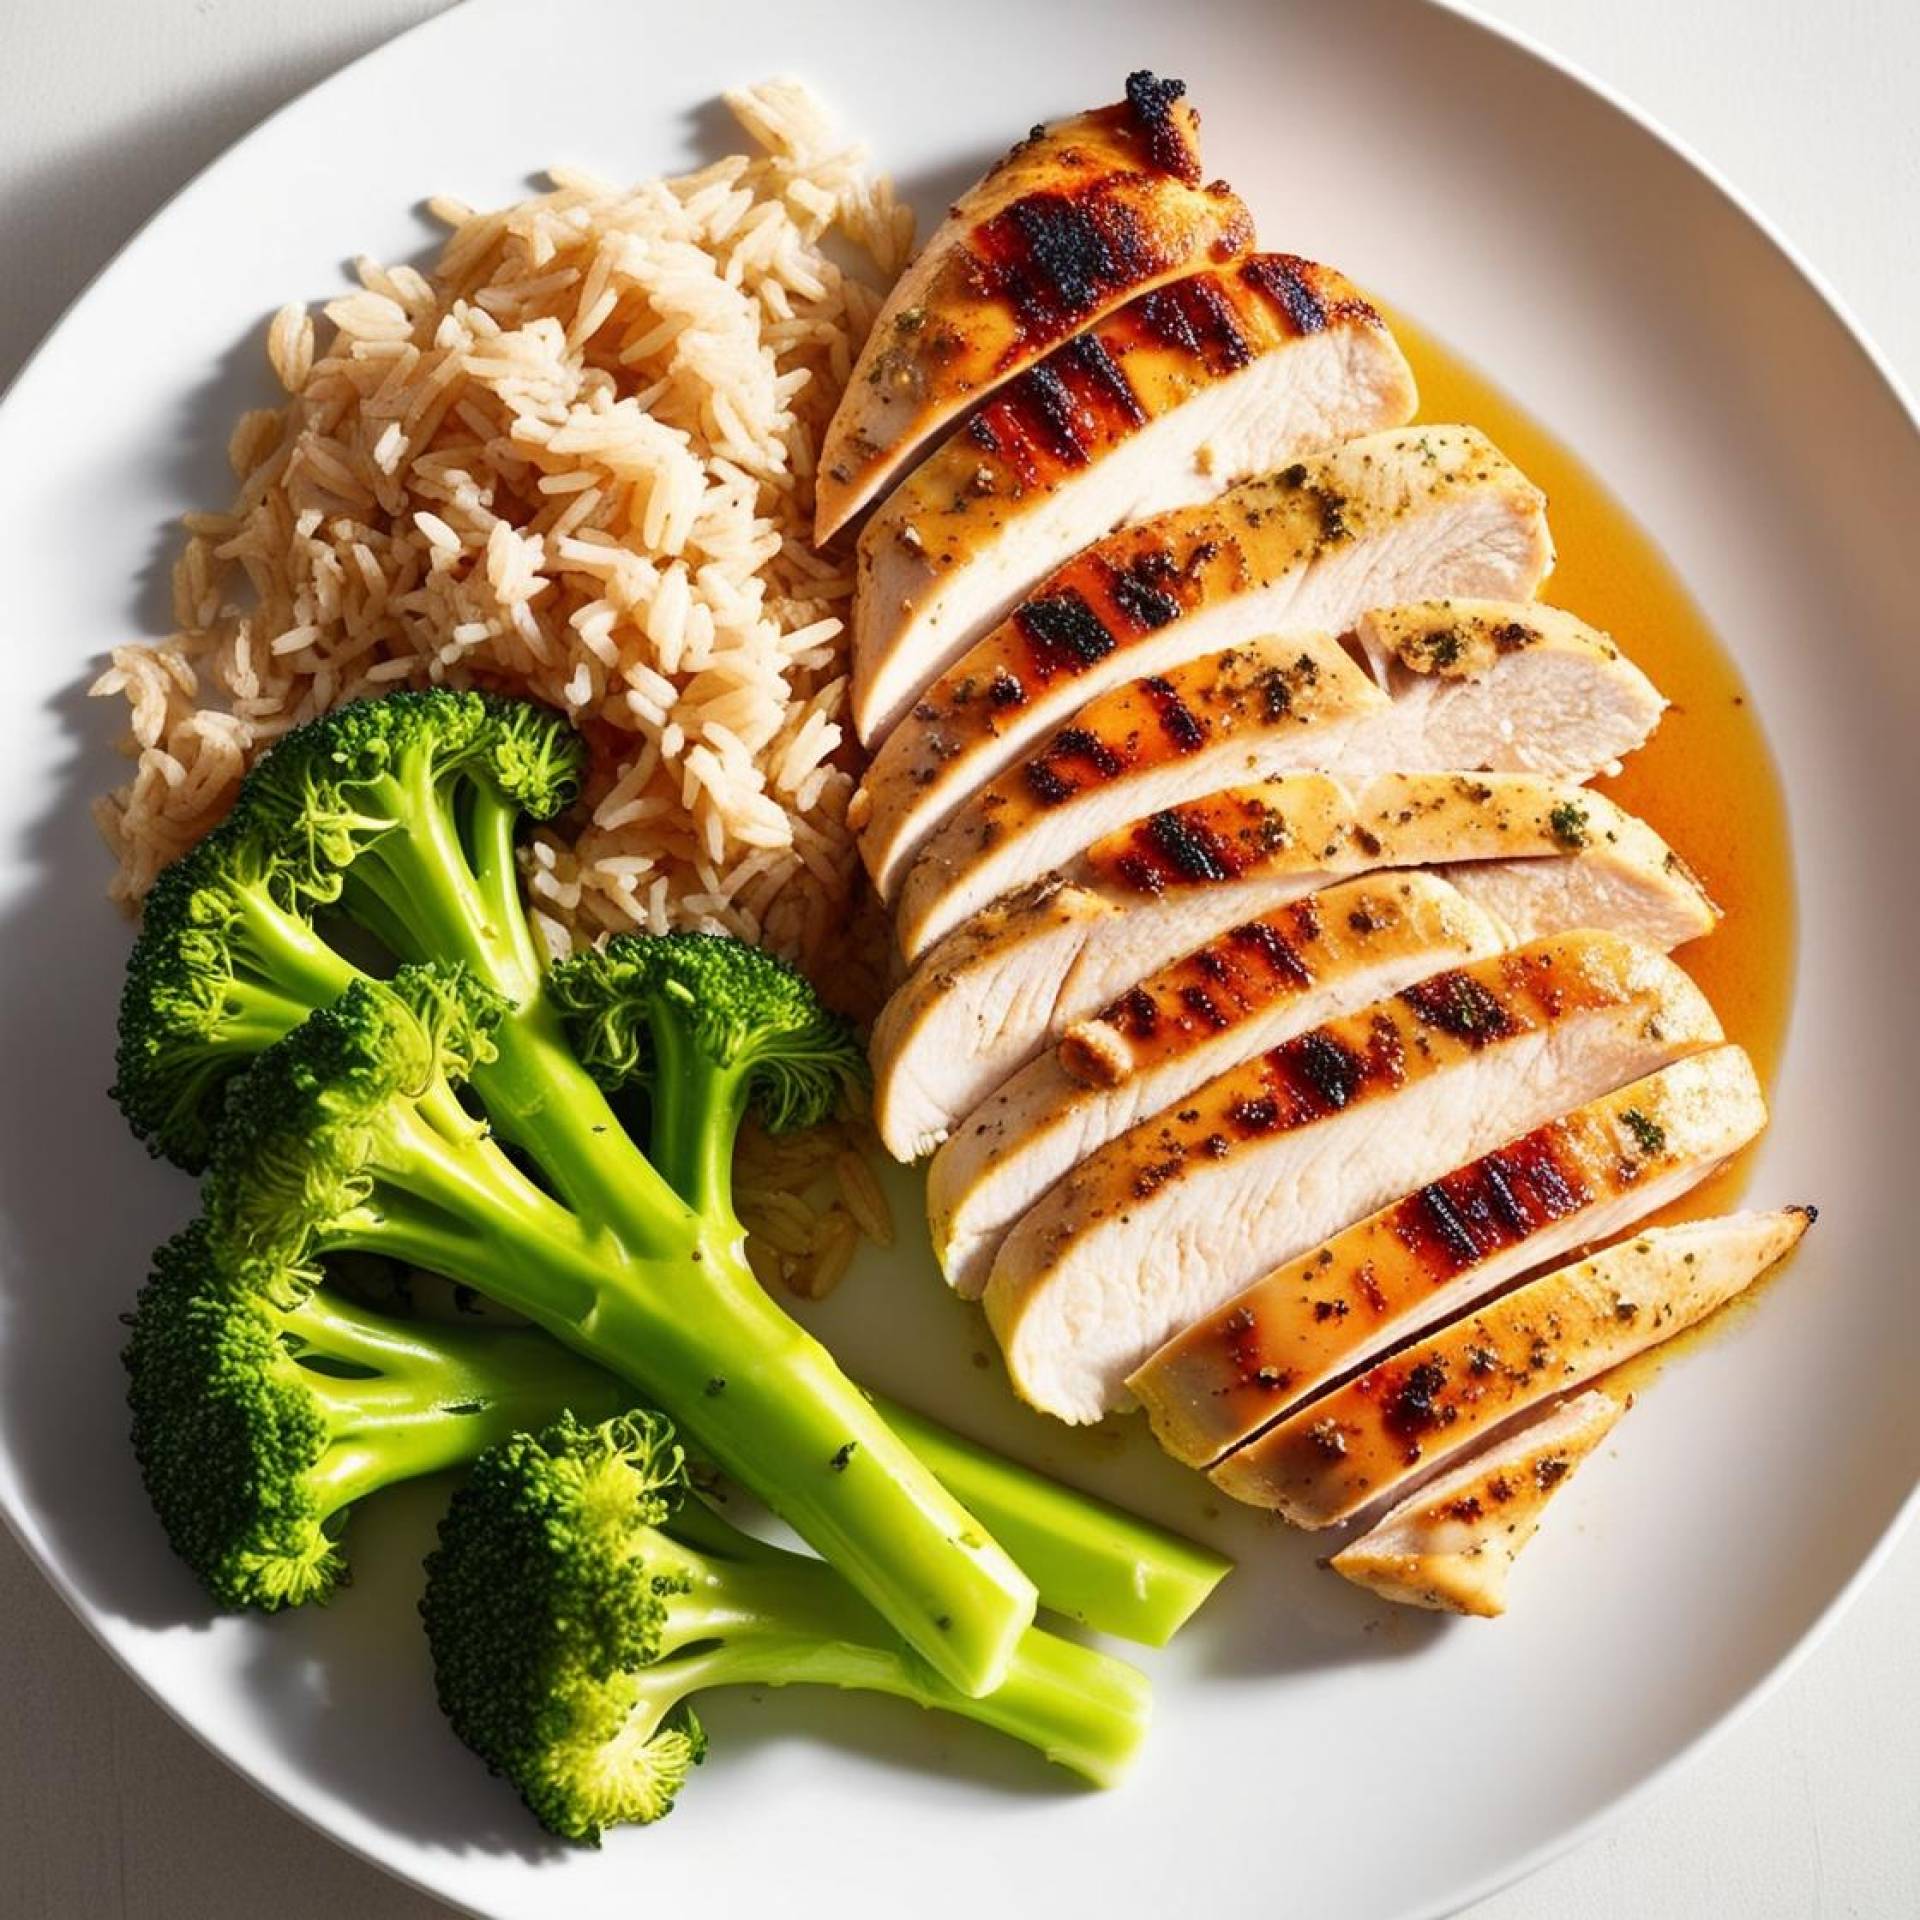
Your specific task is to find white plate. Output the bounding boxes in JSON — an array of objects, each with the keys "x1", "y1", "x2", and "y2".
[{"x1": 1, "y1": 2, "x2": 1916, "y2": 1915}]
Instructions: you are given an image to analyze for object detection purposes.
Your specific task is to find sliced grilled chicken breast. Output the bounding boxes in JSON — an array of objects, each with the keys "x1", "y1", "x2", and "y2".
[
  {"x1": 1211, "y1": 1208, "x2": 1814, "y2": 1521},
  {"x1": 1329, "y1": 1390, "x2": 1624, "y2": 1617},
  {"x1": 894, "y1": 607, "x2": 1663, "y2": 961},
  {"x1": 984, "y1": 932, "x2": 1722, "y2": 1424},
  {"x1": 929, "y1": 872, "x2": 1505, "y2": 1296},
  {"x1": 1131, "y1": 1045, "x2": 1765, "y2": 1464},
  {"x1": 870, "y1": 773, "x2": 1715, "y2": 1160},
  {"x1": 851, "y1": 255, "x2": 1417, "y2": 739},
  {"x1": 855, "y1": 426, "x2": 1553, "y2": 880},
  {"x1": 815, "y1": 72, "x2": 1255, "y2": 540}
]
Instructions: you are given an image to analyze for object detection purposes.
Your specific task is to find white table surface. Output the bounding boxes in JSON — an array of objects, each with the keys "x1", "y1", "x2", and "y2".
[{"x1": 2, "y1": 2, "x2": 1915, "y2": 1914}]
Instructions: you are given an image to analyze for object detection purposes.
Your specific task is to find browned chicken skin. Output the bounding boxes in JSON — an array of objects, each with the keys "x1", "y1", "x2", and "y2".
[{"x1": 816, "y1": 73, "x2": 1255, "y2": 540}]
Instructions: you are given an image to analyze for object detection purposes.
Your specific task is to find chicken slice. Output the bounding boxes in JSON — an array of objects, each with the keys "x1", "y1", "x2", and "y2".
[
  {"x1": 1130, "y1": 1045, "x2": 1765, "y2": 1463},
  {"x1": 1211, "y1": 1208, "x2": 1815, "y2": 1521},
  {"x1": 984, "y1": 932, "x2": 1722, "y2": 1424},
  {"x1": 854, "y1": 426, "x2": 1553, "y2": 888},
  {"x1": 851, "y1": 255, "x2": 1417, "y2": 740},
  {"x1": 815, "y1": 72, "x2": 1255, "y2": 540},
  {"x1": 928, "y1": 871, "x2": 1505, "y2": 1296},
  {"x1": 1328, "y1": 1391, "x2": 1624, "y2": 1617},
  {"x1": 870, "y1": 773, "x2": 1716, "y2": 1161},
  {"x1": 893, "y1": 605, "x2": 1664, "y2": 961}
]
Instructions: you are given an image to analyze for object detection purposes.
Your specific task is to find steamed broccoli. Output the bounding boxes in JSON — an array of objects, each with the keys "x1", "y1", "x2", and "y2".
[
  {"x1": 123, "y1": 1222, "x2": 630, "y2": 1609},
  {"x1": 422, "y1": 1410, "x2": 1152, "y2": 1842},
  {"x1": 154, "y1": 926, "x2": 1034, "y2": 1695},
  {"x1": 124, "y1": 1213, "x2": 1228, "y2": 1631},
  {"x1": 113, "y1": 690, "x2": 584, "y2": 1173}
]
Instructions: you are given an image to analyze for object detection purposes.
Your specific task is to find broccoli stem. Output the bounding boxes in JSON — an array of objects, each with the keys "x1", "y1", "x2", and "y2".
[
  {"x1": 634, "y1": 1507, "x2": 1149, "y2": 1788},
  {"x1": 287, "y1": 1290, "x2": 632, "y2": 1515},
  {"x1": 318, "y1": 1110, "x2": 1037, "y2": 1698},
  {"x1": 230, "y1": 886, "x2": 360, "y2": 1009},
  {"x1": 868, "y1": 1394, "x2": 1232, "y2": 1647},
  {"x1": 639, "y1": 1003, "x2": 745, "y2": 1224},
  {"x1": 336, "y1": 766, "x2": 693, "y2": 1242}
]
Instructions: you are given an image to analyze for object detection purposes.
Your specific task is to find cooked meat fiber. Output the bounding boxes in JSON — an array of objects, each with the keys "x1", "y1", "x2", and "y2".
[
  {"x1": 854, "y1": 427, "x2": 1554, "y2": 895},
  {"x1": 984, "y1": 932, "x2": 1723, "y2": 1424},
  {"x1": 893, "y1": 605, "x2": 1663, "y2": 962},
  {"x1": 851, "y1": 255, "x2": 1417, "y2": 741},
  {"x1": 815, "y1": 73, "x2": 1255, "y2": 541},
  {"x1": 1211, "y1": 1209, "x2": 1815, "y2": 1521},
  {"x1": 928, "y1": 872, "x2": 1506, "y2": 1297},
  {"x1": 870, "y1": 773, "x2": 1716, "y2": 1161},
  {"x1": 1329, "y1": 1390, "x2": 1624, "y2": 1617},
  {"x1": 1130, "y1": 1045, "x2": 1766, "y2": 1464}
]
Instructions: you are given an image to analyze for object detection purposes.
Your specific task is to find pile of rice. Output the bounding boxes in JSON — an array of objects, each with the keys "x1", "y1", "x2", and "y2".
[
  {"x1": 91, "y1": 79, "x2": 908, "y2": 1293},
  {"x1": 92, "y1": 79, "x2": 909, "y2": 977}
]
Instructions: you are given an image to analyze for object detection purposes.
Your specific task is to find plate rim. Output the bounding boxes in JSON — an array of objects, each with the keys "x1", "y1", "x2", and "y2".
[{"x1": 0, "y1": 4, "x2": 1914, "y2": 1917}]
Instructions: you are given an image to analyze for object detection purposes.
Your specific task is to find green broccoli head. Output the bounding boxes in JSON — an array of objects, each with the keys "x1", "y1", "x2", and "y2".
[
  {"x1": 112, "y1": 817, "x2": 359, "y2": 1171},
  {"x1": 233, "y1": 688, "x2": 587, "y2": 866},
  {"x1": 123, "y1": 1223, "x2": 352, "y2": 1610},
  {"x1": 124, "y1": 1217, "x2": 635, "y2": 1614},
  {"x1": 112, "y1": 689, "x2": 586, "y2": 1171},
  {"x1": 203, "y1": 964, "x2": 506, "y2": 1282},
  {"x1": 421, "y1": 1410, "x2": 711, "y2": 1843},
  {"x1": 548, "y1": 931, "x2": 868, "y2": 1136},
  {"x1": 422, "y1": 1408, "x2": 1157, "y2": 1839}
]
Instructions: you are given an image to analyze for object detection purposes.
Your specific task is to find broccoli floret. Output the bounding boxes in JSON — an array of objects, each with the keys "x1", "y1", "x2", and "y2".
[
  {"x1": 422, "y1": 1411, "x2": 1151, "y2": 1843},
  {"x1": 123, "y1": 1222, "x2": 629, "y2": 1610},
  {"x1": 547, "y1": 930, "x2": 868, "y2": 1214},
  {"x1": 150, "y1": 921, "x2": 1034, "y2": 1694},
  {"x1": 113, "y1": 689, "x2": 585, "y2": 1171}
]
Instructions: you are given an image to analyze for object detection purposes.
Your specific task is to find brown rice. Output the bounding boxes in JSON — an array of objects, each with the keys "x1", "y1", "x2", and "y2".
[{"x1": 90, "y1": 79, "x2": 911, "y2": 978}]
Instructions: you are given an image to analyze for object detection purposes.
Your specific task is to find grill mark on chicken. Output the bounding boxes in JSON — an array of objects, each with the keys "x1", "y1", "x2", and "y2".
[
  {"x1": 1231, "y1": 917, "x2": 1314, "y2": 988},
  {"x1": 1115, "y1": 804, "x2": 1241, "y2": 890},
  {"x1": 1016, "y1": 361, "x2": 1096, "y2": 468},
  {"x1": 1395, "y1": 1126, "x2": 1593, "y2": 1276},
  {"x1": 1022, "y1": 726, "x2": 1125, "y2": 806},
  {"x1": 1400, "y1": 969, "x2": 1521, "y2": 1046},
  {"x1": 1239, "y1": 254, "x2": 1330, "y2": 334},
  {"x1": 1123, "y1": 69, "x2": 1203, "y2": 184},
  {"x1": 970, "y1": 181, "x2": 1183, "y2": 371},
  {"x1": 1104, "y1": 551, "x2": 1186, "y2": 632},
  {"x1": 1140, "y1": 675, "x2": 1207, "y2": 753},
  {"x1": 1099, "y1": 791, "x2": 1292, "y2": 893},
  {"x1": 1089, "y1": 912, "x2": 1316, "y2": 1043},
  {"x1": 1222, "y1": 1013, "x2": 1406, "y2": 1143},
  {"x1": 1015, "y1": 591, "x2": 1117, "y2": 675},
  {"x1": 1062, "y1": 327, "x2": 1152, "y2": 425},
  {"x1": 1003, "y1": 535, "x2": 1204, "y2": 688}
]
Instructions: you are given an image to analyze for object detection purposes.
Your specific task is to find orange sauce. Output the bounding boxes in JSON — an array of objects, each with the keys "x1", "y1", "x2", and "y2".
[{"x1": 1390, "y1": 311, "x2": 1797, "y2": 1232}]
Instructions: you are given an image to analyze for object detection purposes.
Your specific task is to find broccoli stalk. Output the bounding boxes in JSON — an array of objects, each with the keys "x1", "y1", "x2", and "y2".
[
  {"x1": 125, "y1": 1225, "x2": 1228, "y2": 1632},
  {"x1": 187, "y1": 957, "x2": 1035, "y2": 1694},
  {"x1": 124, "y1": 1224, "x2": 635, "y2": 1609},
  {"x1": 868, "y1": 1395, "x2": 1229, "y2": 1647},
  {"x1": 422, "y1": 1410, "x2": 1152, "y2": 1842}
]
